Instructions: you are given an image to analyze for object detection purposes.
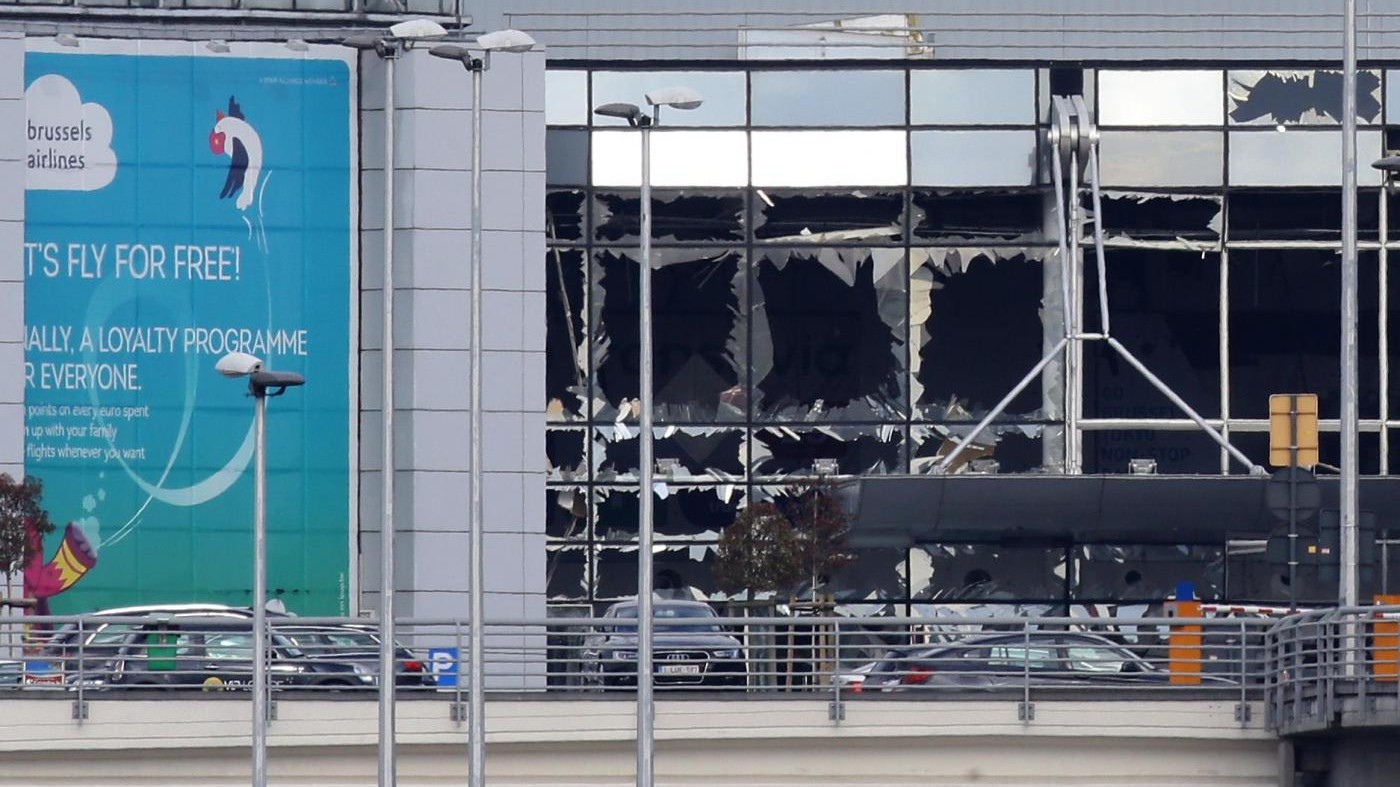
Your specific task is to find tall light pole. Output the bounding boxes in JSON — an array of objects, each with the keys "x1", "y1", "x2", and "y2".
[
  {"x1": 594, "y1": 86, "x2": 703, "y2": 787},
  {"x1": 214, "y1": 351, "x2": 305, "y2": 787},
  {"x1": 428, "y1": 29, "x2": 537, "y2": 787},
  {"x1": 343, "y1": 20, "x2": 447, "y2": 787},
  {"x1": 1342, "y1": 0, "x2": 1360, "y2": 609}
]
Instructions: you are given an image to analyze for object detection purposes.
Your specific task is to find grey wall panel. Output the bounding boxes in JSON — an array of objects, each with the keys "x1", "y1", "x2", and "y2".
[{"x1": 0, "y1": 33, "x2": 22, "y2": 479}]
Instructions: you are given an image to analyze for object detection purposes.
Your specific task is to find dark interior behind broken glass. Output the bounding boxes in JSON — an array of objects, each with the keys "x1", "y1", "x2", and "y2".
[
  {"x1": 911, "y1": 190, "x2": 1044, "y2": 242},
  {"x1": 593, "y1": 190, "x2": 746, "y2": 243},
  {"x1": 754, "y1": 190, "x2": 905, "y2": 243},
  {"x1": 546, "y1": 248, "x2": 588, "y2": 420},
  {"x1": 1092, "y1": 192, "x2": 1221, "y2": 242},
  {"x1": 1228, "y1": 189, "x2": 1380, "y2": 241}
]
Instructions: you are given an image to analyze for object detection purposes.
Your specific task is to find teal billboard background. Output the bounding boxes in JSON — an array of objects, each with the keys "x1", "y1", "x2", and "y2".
[{"x1": 22, "y1": 51, "x2": 353, "y2": 615}]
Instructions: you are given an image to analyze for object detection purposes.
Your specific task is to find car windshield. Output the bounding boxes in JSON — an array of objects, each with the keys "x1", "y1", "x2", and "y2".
[
  {"x1": 610, "y1": 605, "x2": 721, "y2": 633},
  {"x1": 283, "y1": 630, "x2": 379, "y2": 653}
]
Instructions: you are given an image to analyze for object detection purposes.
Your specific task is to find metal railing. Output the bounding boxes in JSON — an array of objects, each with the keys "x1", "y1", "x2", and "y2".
[
  {"x1": 1266, "y1": 605, "x2": 1400, "y2": 734},
  {"x1": 0, "y1": 611, "x2": 1275, "y2": 708}
]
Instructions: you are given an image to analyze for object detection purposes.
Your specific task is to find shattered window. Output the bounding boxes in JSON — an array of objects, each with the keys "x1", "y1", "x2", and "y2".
[
  {"x1": 1227, "y1": 69, "x2": 1382, "y2": 126},
  {"x1": 1092, "y1": 192, "x2": 1221, "y2": 243},
  {"x1": 911, "y1": 248, "x2": 1048, "y2": 422},
  {"x1": 1083, "y1": 249, "x2": 1221, "y2": 419},
  {"x1": 593, "y1": 485, "x2": 744, "y2": 542},
  {"x1": 594, "y1": 544, "x2": 720, "y2": 601},
  {"x1": 592, "y1": 70, "x2": 746, "y2": 127},
  {"x1": 1097, "y1": 131, "x2": 1224, "y2": 188},
  {"x1": 910, "y1": 423, "x2": 1046, "y2": 474},
  {"x1": 546, "y1": 129, "x2": 589, "y2": 186},
  {"x1": 591, "y1": 249, "x2": 746, "y2": 422},
  {"x1": 546, "y1": 189, "x2": 587, "y2": 243},
  {"x1": 591, "y1": 130, "x2": 749, "y2": 188},
  {"x1": 545, "y1": 70, "x2": 589, "y2": 126},
  {"x1": 911, "y1": 543, "x2": 1070, "y2": 602},
  {"x1": 911, "y1": 190, "x2": 1044, "y2": 243},
  {"x1": 751, "y1": 425, "x2": 905, "y2": 478},
  {"x1": 1097, "y1": 70, "x2": 1224, "y2": 126},
  {"x1": 750, "y1": 70, "x2": 905, "y2": 127},
  {"x1": 910, "y1": 130, "x2": 1038, "y2": 188},
  {"x1": 1077, "y1": 545, "x2": 1223, "y2": 601},
  {"x1": 546, "y1": 428, "x2": 588, "y2": 482},
  {"x1": 909, "y1": 69, "x2": 1036, "y2": 125},
  {"x1": 592, "y1": 426, "x2": 746, "y2": 482},
  {"x1": 546, "y1": 544, "x2": 590, "y2": 601},
  {"x1": 752, "y1": 248, "x2": 906, "y2": 420},
  {"x1": 751, "y1": 130, "x2": 907, "y2": 188},
  {"x1": 753, "y1": 189, "x2": 905, "y2": 244},
  {"x1": 1228, "y1": 249, "x2": 1380, "y2": 420},
  {"x1": 545, "y1": 248, "x2": 588, "y2": 420},
  {"x1": 546, "y1": 487, "x2": 589, "y2": 541},
  {"x1": 593, "y1": 189, "x2": 746, "y2": 244},
  {"x1": 1229, "y1": 129, "x2": 1384, "y2": 187},
  {"x1": 1228, "y1": 189, "x2": 1380, "y2": 242}
]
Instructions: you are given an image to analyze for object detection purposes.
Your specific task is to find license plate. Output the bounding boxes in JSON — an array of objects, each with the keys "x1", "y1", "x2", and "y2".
[{"x1": 657, "y1": 664, "x2": 700, "y2": 676}]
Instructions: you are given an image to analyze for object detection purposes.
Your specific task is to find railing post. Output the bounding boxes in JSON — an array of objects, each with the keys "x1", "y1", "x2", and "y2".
[{"x1": 1018, "y1": 628, "x2": 1033, "y2": 722}]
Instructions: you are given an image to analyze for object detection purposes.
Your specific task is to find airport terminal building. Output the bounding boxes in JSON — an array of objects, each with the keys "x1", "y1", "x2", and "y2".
[{"x1": 2, "y1": 1, "x2": 1400, "y2": 623}]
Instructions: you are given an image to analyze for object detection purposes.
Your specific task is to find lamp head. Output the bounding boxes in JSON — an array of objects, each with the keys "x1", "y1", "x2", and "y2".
[
  {"x1": 594, "y1": 102, "x2": 645, "y2": 127},
  {"x1": 477, "y1": 28, "x2": 536, "y2": 53},
  {"x1": 216, "y1": 352, "x2": 263, "y2": 378},
  {"x1": 387, "y1": 18, "x2": 449, "y2": 40},
  {"x1": 645, "y1": 86, "x2": 704, "y2": 111},
  {"x1": 428, "y1": 44, "x2": 472, "y2": 63},
  {"x1": 1372, "y1": 155, "x2": 1400, "y2": 173}
]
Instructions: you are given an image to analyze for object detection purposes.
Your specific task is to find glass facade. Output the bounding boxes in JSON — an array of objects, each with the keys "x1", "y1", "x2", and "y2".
[{"x1": 545, "y1": 65, "x2": 1400, "y2": 609}]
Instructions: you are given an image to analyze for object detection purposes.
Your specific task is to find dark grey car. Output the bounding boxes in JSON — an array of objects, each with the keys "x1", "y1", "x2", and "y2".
[{"x1": 583, "y1": 600, "x2": 746, "y2": 689}]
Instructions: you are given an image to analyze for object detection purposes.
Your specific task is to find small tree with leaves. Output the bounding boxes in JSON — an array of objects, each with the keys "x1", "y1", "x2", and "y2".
[
  {"x1": 0, "y1": 474, "x2": 55, "y2": 588},
  {"x1": 783, "y1": 478, "x2": 857, "y2": 603},
  {"x1": 714, "y1": 501, "x2": 804, "y2": 602}
]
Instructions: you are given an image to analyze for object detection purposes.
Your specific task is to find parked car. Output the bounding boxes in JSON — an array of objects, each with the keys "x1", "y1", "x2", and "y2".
[
  {"x1": 72, "y1": 618, "x2": 376, "y2": 691},
  {"x1": 864, "y1": 632, "x2": 1233, "y2": 691},
  {"x1": 582, "y1": 600, "x2": 746, "y2": 689},
  {"x1": 274, "y1": 624, "x2": 436, "y2": 687}
]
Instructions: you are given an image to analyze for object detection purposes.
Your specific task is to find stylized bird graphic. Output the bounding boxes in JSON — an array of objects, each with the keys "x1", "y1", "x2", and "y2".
[{"x1": 208, "y1": 96, "x2": 263, "y2": 212}]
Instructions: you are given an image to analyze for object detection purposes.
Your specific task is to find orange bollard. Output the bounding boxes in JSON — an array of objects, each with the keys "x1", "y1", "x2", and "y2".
[
  {"x1": 1372, "y1": 595, "x2": 1400, "y2": 682},
  {"x1": 1166, "y1": 599, "x2": 1203, "y2": 685}
]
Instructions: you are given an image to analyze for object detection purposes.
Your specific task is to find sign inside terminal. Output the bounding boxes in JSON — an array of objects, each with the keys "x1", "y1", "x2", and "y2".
[{"x1": 21, "y1": 46, "x2": 355, "y2": 615}]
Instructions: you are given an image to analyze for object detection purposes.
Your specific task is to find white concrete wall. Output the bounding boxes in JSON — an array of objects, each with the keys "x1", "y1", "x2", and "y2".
[
  {"x1": 0, "y1": 698, "x2": 1280, "y2": 786},
  {"x1": 356, "y1": 47, "x2": 547, "y2": 684}
]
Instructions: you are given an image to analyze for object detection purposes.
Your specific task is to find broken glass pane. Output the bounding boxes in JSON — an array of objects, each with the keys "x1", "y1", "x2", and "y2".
[
  {"x1": 1083, "y1": 249, "x2": 1221, "y2": 419},
  {"x1": 910, "y1": 423, "x2": 1046, "y2": 474},
  {"x1": 546, "y1": 129, "x2": 588, "y2": 186},
  {"x1": 1228, "y1": 249, "x2": 1380, "y2": 419},
  {"x1": 546, "y1": 189, "x2": 586, "y2": 243},
  {"x1": 547, "y1": 544, "x2": 590, "y2": 601},
  {"x1": 1097, "y1": 70, "x2": 1224, "y2": 126},
  {"x1": 1091, "y1": 191, "x2": 1221, "y2": 243},
  {"x1": 1097, "y1": 131, "x2": 1224, "y2": 188},
  {"x1": 545, "y1": 248, "x2": 588, "y2": 421},
  {"x1": 592, "y1": 70, "x2": 746, "y2": 127},
  {"x1": 1229, "y1": 129, "x2": 1384, "y2": 187},
  {"x1": 1077, "y1": 545, "x2": 1224, "y2": 602},
  {"x1": 1228, "y1": 188, "x2": 1380, "y2": 242},
  {"x1": 909, "y1": 69, "x2": 1036, "y2": 125},
  {"x1": 752, "y1": 248, "x2": 907, "y2": 420},
  {"x1": 591, "y1": 130, "x2": 749, "y2": 188},
  {"x1": 1082, "y1": 429, "x2": 1230, "y2": 475},
  {"x1": 751, "y1": 70, "x2": 905, "y2": 126},
  {"x1": 546, "y1": 486, "x2": 589, "y2": 541},
  {"x1": 595, "y1": 544, "x2": 720, "y2": 601},
  {"x1": 910, "y1": 130, "x2": 1038, "y2": 188},
  {"x1": 546, "y1": 428, "x2": 588, "y2": 482},
  {"x1": 753, "y1": 189, "x2": 905, "y2": 244},
  {"x1": 592, "y1": 426, "x2": 745, "y2": 482},
  {"x1": 751, "y1": 131, "x2": 907, "y2": 188},
  {"x1": 911, "y1": 543, "x2": 1070, "y2": 603},
  {"x1": 593, "y1": 189, "x2": 746, "y2": 244},
  {"x1": 910, "y1": 248, "x2": 1048, "y2": 421},
  {"x1": 591, "y1": 248, "x2": 746, "y2": 422},
  {"x1": 545, "y1": 69, "x2": 588, "y2": 126},
  {"x1": 750, "y1": 425, "x2": 905, "y2": 479},
  {"x1": 911, "y1": 190, "x2": 1044, "y2": 242},
  {"x1": 1228, "y1": 69, "x2": 1381, "y2": 125},
  {"x1": 593, "y1": 485, "x2": 744, "y2": 542}
]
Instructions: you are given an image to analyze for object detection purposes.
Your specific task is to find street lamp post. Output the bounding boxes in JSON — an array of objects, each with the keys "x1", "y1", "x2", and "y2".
[
  {"x1": 593, "y1": 86, "x2": 703, "y2": 787},
  {"x1": 214, "y1": 351, "x2": 305, "y2": 787},
  {"x1": 342, "y1": 20, "x2": 448, "y2": 787},
  {"x1": 428, "y1": 30, "x2": 536, "y2": 787}
]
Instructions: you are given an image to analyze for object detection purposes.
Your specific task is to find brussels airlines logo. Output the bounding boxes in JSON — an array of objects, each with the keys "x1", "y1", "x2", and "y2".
[
  {"x1": 23, "y1": 74, "x2": 118, "y2": 192},
  {"x1": 209, "y1": 96, "x2": 269, "y2": 249}
]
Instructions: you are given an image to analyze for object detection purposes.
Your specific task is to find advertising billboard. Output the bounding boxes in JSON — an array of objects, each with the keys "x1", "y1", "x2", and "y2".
[{"x1": 21, "y1": 43, "x2": 356, "y2": 616}]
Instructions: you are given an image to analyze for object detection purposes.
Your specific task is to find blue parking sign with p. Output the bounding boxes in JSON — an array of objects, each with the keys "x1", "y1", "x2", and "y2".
[{"x1": 428, "y1": 648, "x2": 459, "y2": 687}]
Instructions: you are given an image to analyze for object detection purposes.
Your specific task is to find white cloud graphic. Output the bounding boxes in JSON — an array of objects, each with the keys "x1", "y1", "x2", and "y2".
[{"x1": 24, "y1": 73, "x2": 117, "y2": 191}]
